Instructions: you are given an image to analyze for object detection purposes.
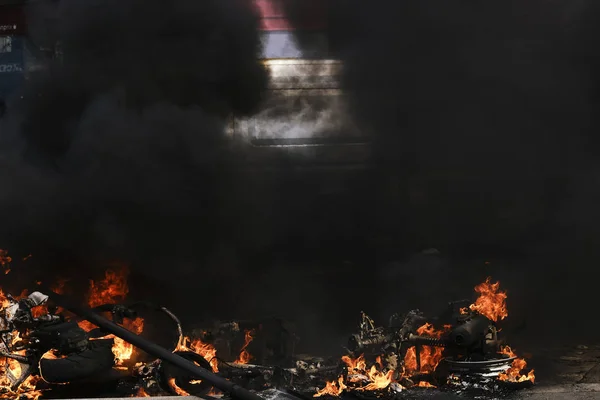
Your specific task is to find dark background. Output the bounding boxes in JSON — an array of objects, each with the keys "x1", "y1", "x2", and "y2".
[{"x1": 0, "y1": 0, "x2": 599, "y2": 355}]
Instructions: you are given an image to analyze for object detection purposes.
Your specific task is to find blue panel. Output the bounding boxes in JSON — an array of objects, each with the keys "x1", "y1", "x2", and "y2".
[
  {"x1": 260, "y1": 32, "x2": 329, "y2": 59},
  {"x1": 0, "y1": 35, "x2": 25, "y2": 99}
]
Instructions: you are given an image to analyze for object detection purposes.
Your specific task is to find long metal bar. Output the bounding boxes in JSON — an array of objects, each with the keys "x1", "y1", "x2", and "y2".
[{"x1": 39, "y1": 286, "x2": 264, "y2": 400}]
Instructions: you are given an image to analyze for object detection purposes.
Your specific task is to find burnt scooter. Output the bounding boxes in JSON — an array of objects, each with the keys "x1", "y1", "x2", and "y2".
[{"x1": 0, "y1": 291, "x2": 212, "y2": 396}]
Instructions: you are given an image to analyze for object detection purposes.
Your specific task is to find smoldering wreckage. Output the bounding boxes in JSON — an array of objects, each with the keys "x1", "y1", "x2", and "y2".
[{"x1": 0, "y1": 250, "x2": 534, "y2": 400}]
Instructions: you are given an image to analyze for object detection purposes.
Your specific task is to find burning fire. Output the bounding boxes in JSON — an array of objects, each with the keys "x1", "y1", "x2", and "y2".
[
  {"x1": 0, "y1": 251, "x2": 223, "y2": 398},
  {"x1": 0, "y1": 251, "x2": 536, "y2": 399},
  {"x1": 0, "y1": 327, "x2": 43, "y2": 399},
  {"x1": 87, "y1": 267, "x2": 130, "y2": 308},
  {"x1": 342, "y1": 354, "x2": 367, "y2": 378},
  {"x1": 0, "y1": 249, "x2": 11, "y2": 275},
  {"x1": 403, "y1": 323, "x2": 446, "y2": 374},
  {"x1": 499, "y1": 346, "x2": 535, "y2": 383},
  {"x1": 465, "y1": 277, "x2": 508, "y2": 322},
  {"x1": 78, "y1": 266, "x2": 145, "y2": 365},
  {"x1": 168, "y1": 377, "x2": 191, "y2": 396},
  {"x1": 403, "y1": 346, "x2": 444, "y2": 375},
  {"x1": 315, "y1": 354, "x2": 396, "y2": 397},
  {"x1": 235, "y1": 330, "x2": 255, "y2": 364},
  {"x1": 175, "y1": 336, "x2": 219, "y2": 373},
  {"x1": 0, "y1": 360, "x2": 43, "y2": 399},
  {"x1": 314, "y1": 376, "x2": 347, "y2": 397},
  {"x1": 0, "y1": 289, "x2": 10, "y2": 309},
  {"x1": 316, "y1": 277, "x2": 533, "y2": 397},
  {"x1": 359, "y1": 366, "x2": 394, "y2": 391}
]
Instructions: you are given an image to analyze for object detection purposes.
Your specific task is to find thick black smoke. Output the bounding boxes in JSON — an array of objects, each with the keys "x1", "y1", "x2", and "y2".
[
  {"x1": 0, "y1": 0, "x2": 270, "y2": 320},
  {"x1": 280, "y1": 0, "x2": 600, "y2": 344},
  {"x1": 2, "y1": 0, "x2": 600, "y2": 356}
]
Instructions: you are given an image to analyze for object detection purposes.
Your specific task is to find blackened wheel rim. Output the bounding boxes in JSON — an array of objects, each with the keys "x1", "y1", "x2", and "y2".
[{"x1": 161, "y1": 350, "x2": 214, "y2": 396}]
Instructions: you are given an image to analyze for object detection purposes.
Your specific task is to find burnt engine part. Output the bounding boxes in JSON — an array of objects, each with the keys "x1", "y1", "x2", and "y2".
[
  {"x1": 350, "y1": 308, "x2": 505, "y2": 379},
  {"x1": 347, "y1": 311, "x2": 400, "y2": 355},
  {"x1": 449, "y1": 314, "x2": 492, "y2": 348},
  {"x1": 445, "y1": 313, "x2": 500, "y2": 360},
  {"x1": 195, "y1": 317, "x2": 297, "y2": 367}
]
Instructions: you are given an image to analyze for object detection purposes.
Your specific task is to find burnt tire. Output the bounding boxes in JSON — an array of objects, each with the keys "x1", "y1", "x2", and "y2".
[{"x1": 160, "y1": 350, "x2": 214, "y2": 396}]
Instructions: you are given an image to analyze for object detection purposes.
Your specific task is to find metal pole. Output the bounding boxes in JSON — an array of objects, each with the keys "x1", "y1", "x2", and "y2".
[{"x1": 39, "y1": 286, "x2": 264, "y2": 400}]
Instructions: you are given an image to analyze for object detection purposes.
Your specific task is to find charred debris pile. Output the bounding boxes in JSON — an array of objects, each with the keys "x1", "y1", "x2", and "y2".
[{"x1": 0, "y1": 249, "x2": 534, "y2": 399}]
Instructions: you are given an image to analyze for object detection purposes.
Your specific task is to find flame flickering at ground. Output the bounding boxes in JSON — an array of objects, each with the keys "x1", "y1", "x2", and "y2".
[
  {"x1": 315, "y1": 354, "x2": 396, "y2": 397},
  {"x1": 403, "y1": 323, "x2": 446, "y2": 374},
  {"x1": 403, "y1": 346, "x2": 444, "y2": 375},
  {"x1": 175, "y1": 336, "x2": 219, "y2": 372},
  {"x1": 168, "y1": 377, "x2": 191, "y2": 396},
  {"x1": 314, "y1": 376, "x2": 347, "y2": 397},
  {"x1": 78, "y1": 266, "x2": 145, "y2": 365},
  {"x1": 0, "y1": 333, "x2": 43, "y2": 399},
  {"x1": 0, "y1": 252, "x2": 536, "y2": 398},
  {"x1": 315, "y1": 277, "x2": 532, "y2": 397},
  {"x1": 342, "y1": 354, "x2": 367, "y2": 377},
  {"x1": 0, "y1": 363, "x2": 43, "y2": 400},
  {"x1": 235, "y1": 330, "x2": 255, "y2": 364},
  {"x1": 358, "y1": 366, "x2": 394, "y2": 391},
  {"x1": 499, "y1": 346, "x2": 535, "y2": 383}
]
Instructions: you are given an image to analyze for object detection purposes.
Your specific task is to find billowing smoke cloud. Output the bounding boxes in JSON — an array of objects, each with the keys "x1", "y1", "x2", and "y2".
[
  {"x1": 1, "y1": 0, "x2": 600, "y2": 354},
  {"x1": 0, "y1": 0, "x2": 271, "y2": 321},
  {"x1": 280, "y1": 0, "x2": 600, "y2": 344}
]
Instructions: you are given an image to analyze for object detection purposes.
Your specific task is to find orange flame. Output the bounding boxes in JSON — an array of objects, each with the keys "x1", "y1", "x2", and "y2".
[
  {"x1": 168, "y1": 378, "x2": 191, "y2": 396},
  {"x1": 468, "y1": 277, "x2": 508, "y2": 322},
  {"x1": 87, "y1": 267, "x2": 130, "y2": 308},
  {"x1": 0, "y1": 288, "x2": 43, "y2": 398},
  {"x1": 403, "y1": 346, "x2": 444, "y2": 374},
  {"x1": 359, "y1": 367, "x2": 394, "y2": 391},
  {"x1": 498, "y1": 346, "x2": 535, "y2": 383},
  {"x1": 0, "y1": 249, "x2": 12, "y2": 275},
  {"x1": 78, "y1": 266, "x2": 144, "y2": 365},
  {"x1": 175, "y1": 337, "x2": 219, "y2": 373},
  {"x1": 416, "y1": 381, "x2": 435, "y2": 388},
  {"x1": 235, "y1": 330, "x2": 255, "y2": 364},
  {"x1": 0, "y1": 288, "x2": 10, "y2": 309},
  {"x1": 342, "y1": 354, "x2": 367, "y2": 376},
  {"x1": 339, "y1": 354, "x2": 395, "y2": 391},
  {"x1": 417, "y1": 322, "x2": 448, "y2": 338},
  {"x1": 314, "y1": 376, "x2": 347, "y2": 397},
  {"x1": 403, "y1": 323, "x2": 446, "y2": 374},
  {"x1": 136, "y1": 387, "x2": 151, "y2": 397},
  {"x1": 375, "y1": 356, "x2": 384, "y2": 370},
  {"x1": 0, "y1": 256, "x2": 142, "y2": 398},
  {"x1": 0, "y1": 354, "x2": 43, "y2": 399},
  {"x1": 113, "y1": 317, "x2": 145, "y2": 363}
]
